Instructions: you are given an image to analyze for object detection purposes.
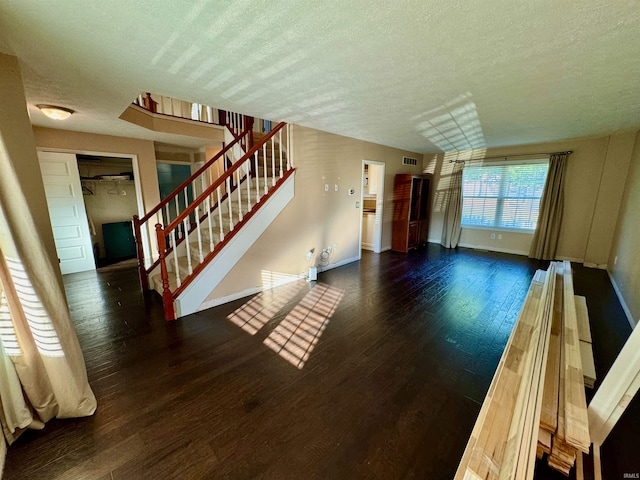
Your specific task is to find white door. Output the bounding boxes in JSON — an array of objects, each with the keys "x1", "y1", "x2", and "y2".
[{"x1": 38, "y1": 151, "x2": 96, "y2": 274}]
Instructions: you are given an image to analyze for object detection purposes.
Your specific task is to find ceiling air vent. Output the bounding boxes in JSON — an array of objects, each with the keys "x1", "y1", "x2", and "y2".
[{"x1": 402, "y1": 156, "x2": 418, "y2": 166}]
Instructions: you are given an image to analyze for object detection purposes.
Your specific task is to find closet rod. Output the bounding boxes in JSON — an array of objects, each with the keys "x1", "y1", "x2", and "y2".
[{"x1": 449, "y1": 150, "x2": 572, "y2": 163}]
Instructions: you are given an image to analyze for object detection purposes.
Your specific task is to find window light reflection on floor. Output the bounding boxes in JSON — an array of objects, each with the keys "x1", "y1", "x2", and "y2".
[
  {"x1": 263, "y1": 283, "x2": 344, "y2": 369},
  {"x1": 227, "y1": 272, "x2": 306, "y2": 335}
]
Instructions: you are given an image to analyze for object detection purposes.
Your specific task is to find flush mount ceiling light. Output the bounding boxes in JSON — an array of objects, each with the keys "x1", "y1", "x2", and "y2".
[{"x1": 36, "y1": 104, "x2": 74, "y2": 120}]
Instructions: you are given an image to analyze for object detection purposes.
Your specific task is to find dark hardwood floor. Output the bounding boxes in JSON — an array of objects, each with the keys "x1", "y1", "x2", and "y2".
[{"x1": 4, "y1": 245, "x2": 638, "y2": 479}]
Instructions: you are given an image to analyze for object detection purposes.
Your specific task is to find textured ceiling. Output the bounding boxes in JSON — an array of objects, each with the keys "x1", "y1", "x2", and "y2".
[{"x1": 1, "y1": 1, "x2": 639, "y2": 153}]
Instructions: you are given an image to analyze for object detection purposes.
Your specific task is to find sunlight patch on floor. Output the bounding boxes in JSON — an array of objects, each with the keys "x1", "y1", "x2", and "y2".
[
  {"x1": 263, "y1": 283, "x2": 344, "y2": 369},
  {"x1": 227, "y1": 273, "x2": 306, "y2": 335}
]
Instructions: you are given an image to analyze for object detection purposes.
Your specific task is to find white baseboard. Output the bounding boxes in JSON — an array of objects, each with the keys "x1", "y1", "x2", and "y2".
[
  {"x1": 607, "y1": 271, "x2": 637, "y2": 329},
  {"x1": 361, "y1": 242, "x2": 373, "y2": 251},
  {"x1": 198, "y1": 272, "x2": 306, "y2": 311},
  {"x1": 583, "y1": 262, "x2": 608, "y2": 270},
  {"x1": 380, "y1": 246, "x2": 391, "y2": 252},
  {"x1": 318, "y1": 256, "x2": 360, "y2": 273},
  {"x1": 458, "y1": 242, "x2": 528, "y2": 257},
  {"x1": 198, "y1": 286, "x2": 264, "y2": 311},
  {"x1": 428, "y1": 238, "x2": 441, "y2": 244},
  {"x1": 556, "y1": 255, "x2": 585, "y2": 264}
]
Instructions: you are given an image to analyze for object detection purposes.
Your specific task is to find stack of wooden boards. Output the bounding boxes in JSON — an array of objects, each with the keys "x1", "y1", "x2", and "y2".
[
  {"x1": 575, "y1": 296, "x2": 596, "y2": 389},
  {"x1": 455, "y1": 261, "x2": 591, "y2": 479}
]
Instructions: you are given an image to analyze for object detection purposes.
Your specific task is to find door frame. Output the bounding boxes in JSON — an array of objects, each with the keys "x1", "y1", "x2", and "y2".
[
  {"x1": 37, "y1": 147, "x2": 145, "y2": 271},
  {"x1": 359, "y1": 160, "x2": 385, "y2": 258}
]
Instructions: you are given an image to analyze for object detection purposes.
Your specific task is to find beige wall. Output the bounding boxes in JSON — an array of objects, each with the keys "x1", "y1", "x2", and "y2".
[
  {"x1": 205, "y1": 125, "x2": 424, "y2": 301},
  {"x1": 425, "y1": 134, "x2": 635, "y2": 262},
  {"x1": 32, "y1": 127, "x2": 161, "y2": 212},
  {"x1": 608, "y1": 130, "x2": 640, "y2": 326}
]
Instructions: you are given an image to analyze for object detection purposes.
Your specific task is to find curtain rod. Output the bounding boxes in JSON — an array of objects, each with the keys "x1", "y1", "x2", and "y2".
[{"x1": 448, "y1": 150, "x2": 572, "y2": 163}]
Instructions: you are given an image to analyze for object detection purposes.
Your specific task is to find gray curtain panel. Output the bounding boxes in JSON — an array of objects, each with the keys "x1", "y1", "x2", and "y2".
[
  {"x1": 441, "y1": 163, "x2": 464, "y2": 248},
  {"x1": 529, "y1": 152, "x2": 570, "y2": 260}
]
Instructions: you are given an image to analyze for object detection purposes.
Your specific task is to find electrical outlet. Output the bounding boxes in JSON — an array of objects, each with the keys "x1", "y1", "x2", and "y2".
[
  {"x1": 498, "y1": 234, "x2": 502, "y2": 240},
  {"x1": 356, "y1": 201, "x2": 360, "y2": 208},
  {"x1": 324, "y1": 184, "x2": 329, "y2": 192},
  {"x1": 334, "y1": 184, "x2": 338, "y2": 192}
]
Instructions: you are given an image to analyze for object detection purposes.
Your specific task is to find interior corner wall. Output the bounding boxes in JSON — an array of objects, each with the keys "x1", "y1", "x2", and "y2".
[
  {"x1": 608, "y1": 130, "x2": 640, "y2": 326},
  {"x1": 201, "y1": 125, "x2": 424, "y2": 305},
  {"x1": 583, "y1": 132, "x2": 636, "y2": 267},
  {"x1": 32, "y1": 127, "x2": 161, "y2": 212},
  {"x1": 425, "y1": 135, "x2": 632, "y2": 261}
]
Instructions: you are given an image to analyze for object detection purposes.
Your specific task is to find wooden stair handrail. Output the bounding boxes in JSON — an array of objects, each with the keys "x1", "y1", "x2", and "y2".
[
  {"x1": 139, "y1": 130, "x2": 248, "y2": 225},
  {"x1": 164, "y1": 122, "x2": 287, "y2": 233}
]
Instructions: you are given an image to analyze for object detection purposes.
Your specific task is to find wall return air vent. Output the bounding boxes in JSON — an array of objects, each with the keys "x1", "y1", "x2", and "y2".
[{"x1": 402, "y1": 156, "x2": 418, "y2": 166}]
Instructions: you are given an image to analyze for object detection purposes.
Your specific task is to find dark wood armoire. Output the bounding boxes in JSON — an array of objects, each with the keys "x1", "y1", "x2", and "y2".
[{"x1": 391, "y1": 173, "x2": 432, "y2": 252}]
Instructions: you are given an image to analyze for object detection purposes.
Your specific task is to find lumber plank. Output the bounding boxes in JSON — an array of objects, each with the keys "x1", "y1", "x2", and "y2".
[
  {"x1": 593, "y1": 443, "x2": 602, "y2": 480},
  {"x1": 574, "y1": 295, "x2": 592, "y2": 343},
  {"x1": 455, "y1": 271, "x2": 546, "y2": 480},
  {"x1": 540, "y1": 262, "x2": 563, "y2": 432},
  {"x1": 561, "y1": 261, "x2": 590, "y2": 453},
  {"x1": 576, "y1": 451, "x2": 584, "y2": 480},
  {"x1": 579, "y1": 340, "x2": 596, "y2": 389},
  {"x1": 513, "y1": 263, "x2": 557, "y2": 480}
]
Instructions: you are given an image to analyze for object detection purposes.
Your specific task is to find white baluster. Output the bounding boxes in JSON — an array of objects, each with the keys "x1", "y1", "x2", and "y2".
[
  {"x1": 254, "y1": 152, "x2": 260, "y2": 202},
  {"x1": 164, "y1": 204, "x2": 170, "y2": 226},
  {"x1": 206, "y1": 197, "x2": 214, "y2": 252},
  {"x1": 184, "y1": 218, "x2": 192, "y2": 275},
  {"x1": 271, "y1": 136, "x2": 276, "y2": 187},
  {"x1": 279, "y1": 129, "x2": 283, "y2": 179},
  {"x1": 183, "y1": 187, "x2": 189, "y2": 210},
  {"x1": 227, "y1": 177, "x2": 233, "y2": 231},
  {"x1": 263, "y1": 143, "x2": 268, "y2": 194},
  {"x1": 217, "y1": 185, "x2": 224, "y2": 241},
  {"x1": 246, "y1": 159, "x2": 252, "y2": 212},
  {"x1": 195, "y1": 205, "x2": 203, "y2": 263},
  {"x1": 237, "y1": 170, "x2": 243, "y2": 221},
  {"x1": 174, "y1": 197, "x2": 180, "y2": 225},
  {"x1": 287, "y1": 124, "x2": 292, "y2": 169},
  {"x1": 171, "y1": 229, "x2": 181, "y2": 288}
]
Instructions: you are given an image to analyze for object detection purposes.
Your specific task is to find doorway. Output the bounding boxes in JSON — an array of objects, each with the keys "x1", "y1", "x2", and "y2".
[
  {"x1": 39, "y1": 149, "x2": 144, "y2": 274},
  {"x1": 360, "y1": 160, "x2": 385, "y2": 254}
]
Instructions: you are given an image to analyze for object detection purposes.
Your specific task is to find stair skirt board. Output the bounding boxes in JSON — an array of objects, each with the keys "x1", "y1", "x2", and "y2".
[{"x1": 175, "y1": 173, "x2": 295, "y2": 318}]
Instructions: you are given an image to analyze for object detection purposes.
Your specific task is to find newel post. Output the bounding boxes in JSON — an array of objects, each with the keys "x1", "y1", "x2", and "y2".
[
  {"x1": 143, "y1": 92, "x2": 158, "y2": 113},
  {"x1": 156, "y1": 223, "x2": 175, "y2": 321},
  {"x1": 132, "y1": 215, "x2": 148, "y2": 291}
]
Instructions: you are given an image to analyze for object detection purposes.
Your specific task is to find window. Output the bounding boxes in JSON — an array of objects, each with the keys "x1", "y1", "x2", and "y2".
[{"x1": 462, "y1": 161, "x2": 549, "y2": 231}]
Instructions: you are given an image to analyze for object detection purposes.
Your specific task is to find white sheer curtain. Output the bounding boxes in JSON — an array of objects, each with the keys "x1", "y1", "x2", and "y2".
[{"x1": 441, "y1": 162, "x2": 464, "y2": 248}]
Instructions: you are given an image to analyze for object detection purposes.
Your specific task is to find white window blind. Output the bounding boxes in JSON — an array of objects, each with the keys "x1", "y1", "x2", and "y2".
[{"x1": 462, "y1": 161, "x2": 549, "y2": 231}]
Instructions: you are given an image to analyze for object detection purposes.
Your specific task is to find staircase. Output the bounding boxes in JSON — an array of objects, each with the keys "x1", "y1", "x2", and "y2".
[{"x1": 133, "y1": 114, "x2": 294, "y2": 320}]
